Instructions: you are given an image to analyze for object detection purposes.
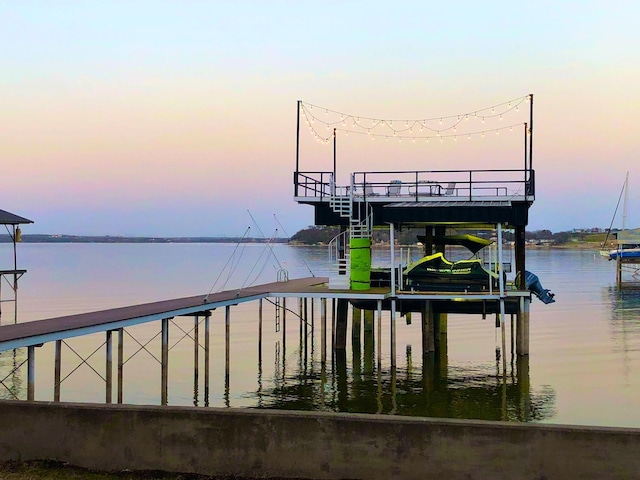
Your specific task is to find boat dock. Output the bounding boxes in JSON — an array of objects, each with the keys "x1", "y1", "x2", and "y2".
[
  {"x1": 0, "y1": 274, "x2": 533, "y2": 405},
  {"x1": 1, "y1": 95, "x2": 542, "y2": 406}
]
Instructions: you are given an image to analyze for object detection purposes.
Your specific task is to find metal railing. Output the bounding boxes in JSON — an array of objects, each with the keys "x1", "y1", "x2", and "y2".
[{"x1": 295, "y1": 169, "x2": 534, "y2": 201}]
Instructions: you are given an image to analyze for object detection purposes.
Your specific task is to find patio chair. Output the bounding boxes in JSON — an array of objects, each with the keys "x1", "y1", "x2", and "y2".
[
  {"x1": 364, "y1": 183, "x2": 378, "y2": 196},
  {"x1": 387, "y1": 180, "x2": 402, "y2": 196},
  {"x1": 443, "y1": 181, "x2": 456, "y2": 196}
]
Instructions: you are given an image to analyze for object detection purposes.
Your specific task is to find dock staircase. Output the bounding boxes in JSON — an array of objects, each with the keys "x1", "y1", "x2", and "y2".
[{"x1": 328, "y1": 182, "x2": 373, "y2": 289}]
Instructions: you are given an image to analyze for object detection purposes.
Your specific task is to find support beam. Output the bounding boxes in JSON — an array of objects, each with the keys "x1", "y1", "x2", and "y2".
[
  {"x1": 421, "y1": 301, "x2": 434, "y2": 354},
  {"x1": 363, "y1": 309, "x2": 374, "y2": 375},
  {"x1": 204, "y1": 313, "x2": 210, "y2": 407},
  {"x1": 54, "y1": 340, "x2": 62, "y2": 402},
  {"x1": 117, "y1": 328, "x2": 124, "y2": 404},
  {"x1": 225, "y1": 306, "x2": 231, "y2": 379},
  {"x1": 282, "y1": 298, "x2": 287, "y2": 348},
  {"x1": 258, "y1": 299, "x2": 263, "y2": 364},
  {"x1": 377, "y1": 300, "x2": 382, "y2": 370},
  {"x1": 390, "y1": 299, "x2": 397, "y2": 367},
  {"x1": 352, "y1": 307, "x2": 362, "y2": 344},
  {"x1": 106, "y1": 330, "x2": 113, "y2": 404},
  {"x1": 194, "y1": 315, "x2": 199, "y2": 406},
  {"x1": 515, "y1": 225, "x2": 526, "y2": 289},
  {"x1": 320, "y1": 298, "x2": 327, "y2": 363},
  {"x1": 161, "y1": 318, "x2": 169, "y2": 405},
  {"x1": 335, "y1": 299, "x2": 349, "y2": 350},
  {"x1": 27, "y1": 345, "x2": 35, "y2": 401},
  {"x1": 516, "y1": 297, "x2": 530, "y2": 355}
]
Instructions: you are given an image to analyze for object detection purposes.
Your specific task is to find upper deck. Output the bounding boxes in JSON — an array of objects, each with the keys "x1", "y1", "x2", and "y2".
[
  {"x1": 293, "y1": 95, "x2": 535, "y2": 230},
  {"x1": 294, "y1": 168, "x2": 535, "y2": 228}
]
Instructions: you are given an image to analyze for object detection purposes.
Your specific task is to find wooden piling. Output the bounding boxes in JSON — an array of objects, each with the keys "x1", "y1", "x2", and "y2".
[
  {"x1": 352, "y1": 307, "x2": 362, "y2": 344},
  {"x1": 363, "y1": 309, "x2": 374, "y2": 375},
  {"x1": 335, "y1": 299, "x2": 349, "y2": 350},
  {"x1": 421, "y1": 301, "x2": 434, "y2": 354},
  {"x1": 516, "y1": 296, "x2": 530, "y2": 355}
]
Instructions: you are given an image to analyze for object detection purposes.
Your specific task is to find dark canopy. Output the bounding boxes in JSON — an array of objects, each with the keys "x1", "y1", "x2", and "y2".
[{"x1": 0, "y1": 209, "x2": 33, "y2": 225}]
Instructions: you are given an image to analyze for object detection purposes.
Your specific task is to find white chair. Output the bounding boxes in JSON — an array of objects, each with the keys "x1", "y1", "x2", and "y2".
[
  {"x1": 364, "y1": 183, "x2": 378, "y2": 196},
  {"x1": 387, "y1": 180, "x2": 402, "y2": 196},
  {"x1": 444, "y1": 181, "x2": 456, "y2": 196}
]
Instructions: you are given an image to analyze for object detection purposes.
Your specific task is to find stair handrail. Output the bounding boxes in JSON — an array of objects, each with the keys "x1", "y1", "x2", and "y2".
[{"x1": 328, "y1": 229, "x2": 349, "y2": 265}]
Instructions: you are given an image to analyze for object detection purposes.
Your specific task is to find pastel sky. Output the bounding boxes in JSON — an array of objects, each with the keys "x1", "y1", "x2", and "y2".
[{"x1": 2, "y1": 1, "x2": 638, "y2": 237}]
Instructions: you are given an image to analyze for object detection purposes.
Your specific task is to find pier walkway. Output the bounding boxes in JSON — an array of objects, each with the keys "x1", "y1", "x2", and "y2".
[{"x1": 0, "y1": 277, "x2": 328, "y2": 352}]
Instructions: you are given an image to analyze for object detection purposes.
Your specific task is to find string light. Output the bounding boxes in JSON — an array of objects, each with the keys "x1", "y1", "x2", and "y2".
[{"x1": 299, "y1": 94, "x2": 530, "y2": 144}]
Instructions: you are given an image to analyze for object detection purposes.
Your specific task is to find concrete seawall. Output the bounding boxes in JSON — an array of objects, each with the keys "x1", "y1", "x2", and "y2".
[{"x1": 0, "y1": 400, "x2": 639, "y2": 479}]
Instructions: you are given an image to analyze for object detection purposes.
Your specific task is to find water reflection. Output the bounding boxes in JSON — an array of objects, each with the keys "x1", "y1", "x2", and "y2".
[
  {"x1": 250, "y1": 337, "x2": 555, "y2": 422},
  {"x1": 606, "y1": 285, "x2": 640, "y2": 344},
  {"x1": 0, "y1": 348, "x2": 25, "y2": 400}
]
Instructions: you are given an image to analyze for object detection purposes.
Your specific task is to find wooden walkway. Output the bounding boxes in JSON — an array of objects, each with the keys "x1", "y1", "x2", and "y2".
[{"x1": 0, "y1": 277, "x2": 327, "y2": 351}]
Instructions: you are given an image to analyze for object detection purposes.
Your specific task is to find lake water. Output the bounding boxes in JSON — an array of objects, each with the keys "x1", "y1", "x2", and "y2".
[{"x1": 1, "y1": 243, "x2": 639, "y2": 428}]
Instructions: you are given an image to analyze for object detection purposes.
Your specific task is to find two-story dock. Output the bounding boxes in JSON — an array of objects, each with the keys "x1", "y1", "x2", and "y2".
[{"x1": 293, "y1": 94, "x2": 545, "y2": 363}]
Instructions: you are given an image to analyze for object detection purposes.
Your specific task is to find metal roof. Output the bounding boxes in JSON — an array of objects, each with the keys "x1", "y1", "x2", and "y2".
[
  {"x1": 385, "y1": 200, "x2": 514, "y2": 208},
  {"x1": 0, "y1": 209, "x2": 33, "y2": 225}
]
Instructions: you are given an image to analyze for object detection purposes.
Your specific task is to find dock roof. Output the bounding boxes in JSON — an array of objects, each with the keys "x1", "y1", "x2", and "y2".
[{"x1": 0, "y1": 209, "x2": 33, "y2": 225}]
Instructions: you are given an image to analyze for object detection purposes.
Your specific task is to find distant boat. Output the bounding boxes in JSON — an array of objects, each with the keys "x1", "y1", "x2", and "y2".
[{"x1": 601, "y1": 172, "x2": 640, "y2": 260}]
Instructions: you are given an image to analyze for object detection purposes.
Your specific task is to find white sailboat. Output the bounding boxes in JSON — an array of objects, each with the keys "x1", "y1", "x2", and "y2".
[{"x1": 601, "y1": 172, "x2": 640, "y2": 260}]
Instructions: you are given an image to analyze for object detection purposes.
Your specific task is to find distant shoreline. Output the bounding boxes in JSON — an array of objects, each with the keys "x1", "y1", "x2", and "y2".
[
  {"x1": 0, "y1": 234, "x2": 606, "y2": 251},
  {"x1": 0, "y1": 234, "x2": 289, "y2": 244}
]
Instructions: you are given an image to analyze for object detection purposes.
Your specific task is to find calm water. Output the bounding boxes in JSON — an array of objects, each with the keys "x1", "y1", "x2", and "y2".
[{"x1": 1, "y1": 243, "x2": 639, "y2": 428}]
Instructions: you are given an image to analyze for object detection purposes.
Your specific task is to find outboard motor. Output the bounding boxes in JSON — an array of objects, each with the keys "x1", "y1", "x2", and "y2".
[{"x1": 524, "y1": 271, "x2": 555, "y2": 304}]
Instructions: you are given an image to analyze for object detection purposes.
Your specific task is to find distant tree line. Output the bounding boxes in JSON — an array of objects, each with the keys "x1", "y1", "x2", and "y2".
[
  {"x1": 0, "y1": 234, "x2": 288, "y2": 244},
  {"x1": 289, "y1": 226, "x2": 611, "y2": 246}
]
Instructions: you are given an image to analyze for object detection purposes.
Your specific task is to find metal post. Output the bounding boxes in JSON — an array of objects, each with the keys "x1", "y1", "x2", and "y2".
[
  {"x1": 106, "y1": 330, "x2": 112, "y2": 404},
  {"x1": 282, "y1": 298, "x2": 287, "y2": 348},
  {"x1": 258, "y1": 298, "x2": 263, "y2": 364},
  {"x1": 161, "y1": 318, "x2": 169, "y2": 405},
  {"x1": 321, "y1": 298, "x2": 327, "y2": 363},
  {"x1": 333, "y1": 128, "x2": 337, "y2": 183},
  {"x1": 390, "y1": 223, "x2": 396, "y2": 296},
  {"x1": 377, "y1": 299, "x2": 382, "y2": 369},
  {"x1": 498, "y1": 223, "x2": 507, "y2": 374},
  {"x1": 117, "y1": 328, "x2": 124, "y2": 403},
  {"x1": 12, "y1": 225, "x2": 18, "y2": 324},
  {"x1": 194, "y1": 315, "x2": 199, "y2": 406},
  {"x1": 529, "y1": 94, "x2": 534, "y2": 171},
  {"x1": 54, "y1": 340, "x2": 62, "y2": 402},
  {"x1": 204, "y1": 313, "x2": 210, "y2": 407},
  {"x1": 390, "y1": 299, "x2": 397, "y2": 367},
  {"x1": 27, "y1": 345, "x2": 35, "y2": 401},
  {"x1": 225, "y1": 305, "x2": 231, "y2": 407},
  {"x1": 299, "y1": 298, "x2": 303, "y2": 340},
  {"x1": 331, "y1": 298, "x2": 336, "y2": 353},
  {"x1": 295, "y1": 100, "x2": 301, "y2": 197},
  {"x1": 304, "y1": 298, "x2": 309, "y2": 340},
  {"x1": 225, "y1": 305, "x2": 231, "y2": 380}
]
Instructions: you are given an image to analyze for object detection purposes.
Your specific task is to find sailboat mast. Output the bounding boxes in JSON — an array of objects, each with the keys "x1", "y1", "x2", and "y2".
[{"x1": 622, "y1": 171, "x2": 629, "y2": 230}]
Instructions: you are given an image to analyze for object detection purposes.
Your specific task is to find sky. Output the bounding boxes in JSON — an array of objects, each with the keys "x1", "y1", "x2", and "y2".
[{"x1": 2, "y1": 1, "x2": 639, "y2": 237}]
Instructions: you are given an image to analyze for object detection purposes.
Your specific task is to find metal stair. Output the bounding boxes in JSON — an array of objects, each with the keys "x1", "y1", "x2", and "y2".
[{"x1": 327, "y1": 176, "x2": 373, "y2": 289}]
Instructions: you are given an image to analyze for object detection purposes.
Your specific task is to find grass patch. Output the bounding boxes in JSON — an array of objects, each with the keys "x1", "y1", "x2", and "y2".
[{"x1": 0, "y1": 460, "x2": 307, "y2": 480}]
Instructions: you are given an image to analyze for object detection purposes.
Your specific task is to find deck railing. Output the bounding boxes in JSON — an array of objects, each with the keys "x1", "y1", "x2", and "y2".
[{"x1": 295, "y1": 169, "x2": 534, "y2": 201}]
